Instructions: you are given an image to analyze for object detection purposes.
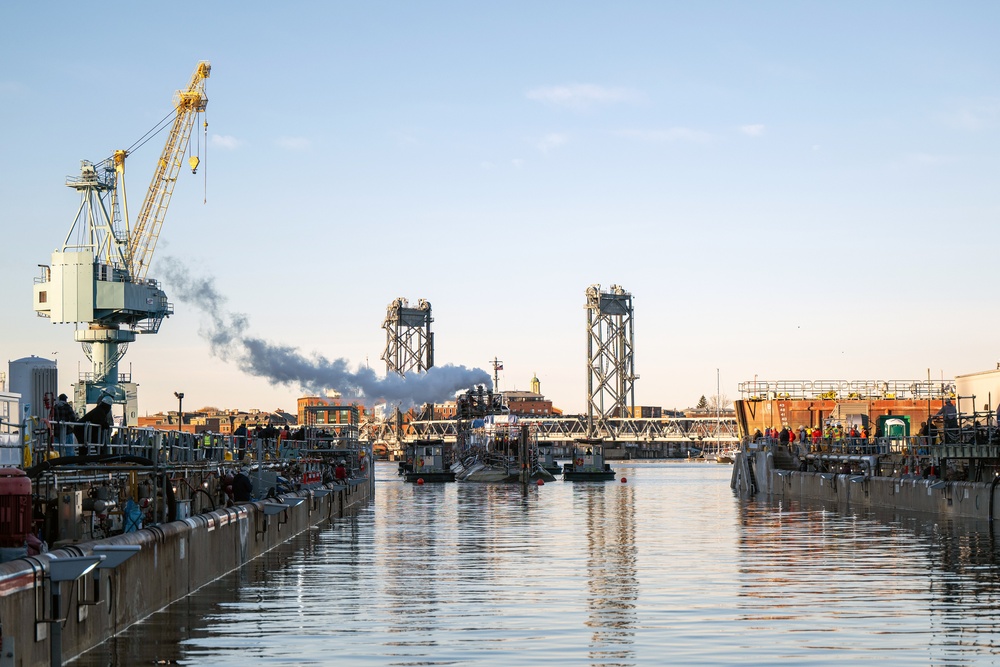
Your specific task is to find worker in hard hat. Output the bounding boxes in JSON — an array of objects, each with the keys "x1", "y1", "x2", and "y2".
[{"x1": 74, "y1": 395, "x2": 115, "y2": 456}]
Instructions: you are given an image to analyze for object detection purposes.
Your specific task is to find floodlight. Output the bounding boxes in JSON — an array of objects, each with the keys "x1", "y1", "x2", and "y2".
[
  {"x1": 48, "y1": 555, "x2": 105, "y2": 582},
  {"x1": 262, "y1": 503, "x2": 286, "y2": 516},
  {"x1": 93, "y1": 544, "x2": 141, "y2": 569}
]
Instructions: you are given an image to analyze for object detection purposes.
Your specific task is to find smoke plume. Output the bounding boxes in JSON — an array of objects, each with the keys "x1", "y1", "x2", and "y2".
[{"x1": 158, "y1": 257, "x2": 491, "y2": 407}]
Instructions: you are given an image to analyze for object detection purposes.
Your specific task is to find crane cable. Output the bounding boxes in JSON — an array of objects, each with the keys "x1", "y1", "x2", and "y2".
[
  {"x1": 203, "y1": 110, "x2": 208, "y2": 204},
  {"x1": 93, "y1": 109, "x2": 178, "y2": 172}
]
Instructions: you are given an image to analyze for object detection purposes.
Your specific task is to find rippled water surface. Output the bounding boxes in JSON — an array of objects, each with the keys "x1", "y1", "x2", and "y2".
[{"x1": 73, "y1": 462, "x2": 1000, "y2": 666}]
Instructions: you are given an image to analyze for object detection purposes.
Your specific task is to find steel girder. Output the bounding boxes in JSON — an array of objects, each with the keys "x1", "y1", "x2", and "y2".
[
  {"x1": 361, "y1": 415, "x2": 739, "y2": 448},
  {"x1": 586, "y1": 285, "x2": 637, "y2": 427},
  {"x1": 381, "y1": 298, "x2": 434, "y2": 376}
]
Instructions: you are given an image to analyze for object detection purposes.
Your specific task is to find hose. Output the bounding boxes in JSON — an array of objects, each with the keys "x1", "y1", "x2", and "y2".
[{"x1": 25, "y1": 455, "x2": 155, "y2": 479}]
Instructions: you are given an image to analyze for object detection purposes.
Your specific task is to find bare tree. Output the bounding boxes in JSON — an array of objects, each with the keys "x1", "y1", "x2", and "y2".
[{"x1": 708, "y1": 394, "x2": 732, "y2": 413}]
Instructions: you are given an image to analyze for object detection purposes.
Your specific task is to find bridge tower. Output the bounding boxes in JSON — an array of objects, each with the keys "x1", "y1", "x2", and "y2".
[
  {"x1": 381, "y1": 298, "x2": 434, "y2": 376},
  {"x1": 585, "y1": 284, "x2": 637, "y2": 433}
]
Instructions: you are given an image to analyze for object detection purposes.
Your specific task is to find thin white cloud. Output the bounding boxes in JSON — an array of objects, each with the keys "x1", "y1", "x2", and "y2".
[
  {"x1": 616, "y1": 127, "x2": 713, "y2": 143},
  {"x1": 211, "y1": 134, "x2": 243, "y2": 150},
  {"x1": 944, "y1": 100, "x2": 1000, "y2": 130},
  {"x1": 511, "y1": 158, "x2": 525, "y2": 168},
  {"x1": 740, "y1": 124, "x2": 765, "y2": 137},
  {"x1": 275, "y1": 136, "x2": 310, "y2": 151},
  {"x1": 526, "y1": 84, "x2": 639, "y2": 110},
  {"x1": 538, "y1": 133, "x2": 568, "y2": 153}
]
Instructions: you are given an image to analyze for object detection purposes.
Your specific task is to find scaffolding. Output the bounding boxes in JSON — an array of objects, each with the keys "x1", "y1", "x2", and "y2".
[
  {"x1": 381, "y1": 298, "x2": 434, "y2": 377},
  {"x1": 586, "y1": 284, "x2": 637, "y2": 432}
]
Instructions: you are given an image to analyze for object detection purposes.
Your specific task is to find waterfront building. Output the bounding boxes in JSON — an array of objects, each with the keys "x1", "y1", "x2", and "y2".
[{"x1": 137, "y1": 406, "x2": 296, "y2": 433}]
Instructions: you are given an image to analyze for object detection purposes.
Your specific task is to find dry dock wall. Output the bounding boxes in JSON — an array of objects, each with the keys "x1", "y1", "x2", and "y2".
[
  {"x1": 757, "y1": 451, "x2": 999, "y2": 520},
  {"x1": 0, "y1": 480, "x2": 372, "y2": 666}
]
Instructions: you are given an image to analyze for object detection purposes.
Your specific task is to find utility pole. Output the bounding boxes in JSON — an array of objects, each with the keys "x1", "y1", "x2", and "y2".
[
  {"x1": 491, "y1": 357, "x2": 503, "y2": 393},
  {"x1": 174, "y1": 392, "x2": 184, "y2": 434}
]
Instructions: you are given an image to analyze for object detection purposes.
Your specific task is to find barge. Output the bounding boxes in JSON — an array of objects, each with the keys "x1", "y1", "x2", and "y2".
[
  {"x1": 0, "y1": 403, "x2": 374, "y2": 665},
  {"x1": 450, "y1": 387, "x2": 556, "y2": 483},
  {"x1": 731, "y1": 374, "x2": 1000, "y2": 518}
]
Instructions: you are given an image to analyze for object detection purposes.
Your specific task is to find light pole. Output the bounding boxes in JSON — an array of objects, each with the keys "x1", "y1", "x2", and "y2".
[{"x1": 174, "y1": 392, "x2": 184, "y2": 434}]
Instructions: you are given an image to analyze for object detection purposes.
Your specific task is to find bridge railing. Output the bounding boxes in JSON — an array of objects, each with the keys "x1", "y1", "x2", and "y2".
[{"x1": 390, "y1": 416, "x2": 739, "y2": 445}]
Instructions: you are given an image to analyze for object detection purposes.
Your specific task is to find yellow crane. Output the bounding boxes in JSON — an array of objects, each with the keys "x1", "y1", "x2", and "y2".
[
  {"x1": 124, "y1": 60, "x2": 210, "y2": 282},
  {"x1": 33, "y1": 61, "x2": 211, "y2": 423}
]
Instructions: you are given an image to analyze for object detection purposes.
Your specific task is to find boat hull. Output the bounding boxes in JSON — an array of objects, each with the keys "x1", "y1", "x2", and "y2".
[
  {"x1": 404, "y1": 470, "x2": 456, "y2": 483},
  {"x1": 562, "y1": 469, "x2": 616, "y2": 481}
]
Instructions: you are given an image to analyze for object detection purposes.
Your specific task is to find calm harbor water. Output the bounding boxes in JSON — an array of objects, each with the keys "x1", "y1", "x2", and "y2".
[{"x1": 73, "y1": 461, "x2": 1000, "y2": 666}]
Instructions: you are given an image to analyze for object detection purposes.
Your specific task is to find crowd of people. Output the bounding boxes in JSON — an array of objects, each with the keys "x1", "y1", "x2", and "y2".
[{"x1": 751, "y1": 424, "x2": 870, "y2": 450}]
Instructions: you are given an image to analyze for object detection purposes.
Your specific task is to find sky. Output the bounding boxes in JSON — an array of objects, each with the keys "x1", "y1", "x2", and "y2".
[{"x1": 1, "y1": 2, "x2": 998, "y2": 416}]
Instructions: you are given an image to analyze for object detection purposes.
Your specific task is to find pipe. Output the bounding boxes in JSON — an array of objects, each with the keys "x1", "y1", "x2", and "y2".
[{"x1": 989, "y1": 474, "x2": 1000, "y2": 524}]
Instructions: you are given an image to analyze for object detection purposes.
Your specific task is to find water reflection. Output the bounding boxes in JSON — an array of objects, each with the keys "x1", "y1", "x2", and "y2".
[
  {"x1": 575, "y1": 482, "x2": 638, "y2": 666},
  {"x1": 72, "y1": 463, "x2": 1000, "y2": 666},
  {"x1": 736, "y1": 496, "x2": 1000, "y2": 663}
]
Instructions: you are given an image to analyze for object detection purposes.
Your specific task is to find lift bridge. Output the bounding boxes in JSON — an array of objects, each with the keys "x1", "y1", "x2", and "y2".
[{"x1": 362, "y1": 284, "x2": 738, "y2": 456}]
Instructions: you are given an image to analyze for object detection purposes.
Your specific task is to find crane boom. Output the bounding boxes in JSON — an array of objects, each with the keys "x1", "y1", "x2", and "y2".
[{"x1": 127, "y1": 60, "x2": 210, "y2": 281}]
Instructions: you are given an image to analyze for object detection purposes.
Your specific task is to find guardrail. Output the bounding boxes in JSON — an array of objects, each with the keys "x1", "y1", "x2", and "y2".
[
  {"x1": 751, "y1": 433, "x2": 1000, "y2": 459},
  {"x1": 737, "y1": 379, "x2": 955, "y2": 401},
  {"x1": 1, "y1": 422, "x2": 367, "y2": 470}
]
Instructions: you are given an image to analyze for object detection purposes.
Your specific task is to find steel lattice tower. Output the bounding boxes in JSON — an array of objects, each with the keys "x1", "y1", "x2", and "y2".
[
  {"x1": 381, "y1": 298, "x2": 434, "y2": 376},
  {"x1": 586, "y1": 284, "x2": 637, "y2": 432}
]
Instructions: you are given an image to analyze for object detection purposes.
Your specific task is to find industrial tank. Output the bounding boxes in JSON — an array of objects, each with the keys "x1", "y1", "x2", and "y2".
[{"x1": 8, "y1": 355, "x2": 57, "y2": 425}]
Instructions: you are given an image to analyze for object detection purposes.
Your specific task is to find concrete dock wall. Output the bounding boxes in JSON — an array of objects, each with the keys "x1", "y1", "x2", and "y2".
[
  {"x1": 0, "y1": 479, "x2": 372, "y2": 666},
  {"x1": 758, "y1": 451, "x2": 999, "y2": 520}
]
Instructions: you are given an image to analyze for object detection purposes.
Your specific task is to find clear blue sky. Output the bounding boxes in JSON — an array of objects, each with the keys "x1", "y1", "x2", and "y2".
[{"x1": 2, "y1": 2, "x2": 998, "y2": 415}]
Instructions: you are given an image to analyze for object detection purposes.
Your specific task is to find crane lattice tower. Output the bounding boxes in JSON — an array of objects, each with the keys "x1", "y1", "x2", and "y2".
[
  {"x1": 381, "y1": 298, "x2": 434, "y2": 377},
  {"x1": 585, "y1": 284, "x2": 638, "y2": 432}
]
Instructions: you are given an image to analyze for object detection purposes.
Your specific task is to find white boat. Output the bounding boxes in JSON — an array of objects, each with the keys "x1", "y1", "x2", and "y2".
[{"x1": 716, "y1": 448, "x2": 738, "y2": 464}]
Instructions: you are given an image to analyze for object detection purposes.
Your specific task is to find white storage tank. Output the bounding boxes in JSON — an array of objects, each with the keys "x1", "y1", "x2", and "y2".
[
  {"x1": 8, "y1": 356, "x2": 58, "y2": 426},
  {"x1": 955, "y1": 367, "x2": 1000, "y2": 415}
]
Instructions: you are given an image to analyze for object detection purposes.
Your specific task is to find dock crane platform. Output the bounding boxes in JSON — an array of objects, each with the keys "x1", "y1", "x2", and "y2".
[{"x1": 32, "y1": 61, "x2": 211, "y2": 425}]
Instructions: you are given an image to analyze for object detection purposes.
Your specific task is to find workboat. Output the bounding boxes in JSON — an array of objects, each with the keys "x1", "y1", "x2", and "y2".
[
  {"x1": 450, "y1": 387, "x2": 556, "y2": 483},
  {"x1": 562, "y1": 439, "x2": 616, "y2": 481},
  {"x1": 538, "y1": 446, "x2": 562, "y2": 476},
  {"x1": 398, "y1": 439, "x2": 455, "y2": 483}
]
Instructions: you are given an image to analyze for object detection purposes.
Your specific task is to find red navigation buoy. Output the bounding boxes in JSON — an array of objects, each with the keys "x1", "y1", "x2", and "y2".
[
  {"x1": 537, "y1": 479, "x2": 545, "y2": 486},
  {"x1": 621, "y1": 477, "x2": 627, "y2": 483},
  {"x1": 417, "y1": 478, "x2": 424, "y2": 485}
]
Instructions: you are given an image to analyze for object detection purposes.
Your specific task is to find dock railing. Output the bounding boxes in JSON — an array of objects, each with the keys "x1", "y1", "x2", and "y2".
[
  {"x1": 737, "y1": 379, "x2": 955, "y2": 401},
  {"x1": 749, "y1": 430, "x2": 1000, "y2": 459},
  {"x1": 28, "y1": 423, "x2": 368, "y2": 473}
]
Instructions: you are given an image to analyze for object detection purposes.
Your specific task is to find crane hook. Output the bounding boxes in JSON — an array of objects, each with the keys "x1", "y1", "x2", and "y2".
[{"x1": 189, "y1": 155, "x2": 200, "y2": 174}]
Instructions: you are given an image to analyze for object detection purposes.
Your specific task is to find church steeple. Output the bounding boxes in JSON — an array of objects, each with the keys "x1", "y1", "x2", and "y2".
[{"x1": 530, "y1": 373, "x2": 540, "y2": 395}]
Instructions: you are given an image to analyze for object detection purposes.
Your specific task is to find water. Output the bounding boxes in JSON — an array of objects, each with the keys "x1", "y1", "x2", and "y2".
[{"x1": 73, "y1": 461, "x2": 1000, "y2": 666}]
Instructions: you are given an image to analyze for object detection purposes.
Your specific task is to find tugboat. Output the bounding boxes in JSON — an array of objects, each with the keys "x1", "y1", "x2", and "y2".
[
  {"x1": 398, "y1": 438, "x2": 455, "y2": 483},
  {"x1": 562, "y1": 439, "x2": 616, "y2": 481},
  {"x1": 450, "y1": 385, "x2": 556, "y2": 483}
]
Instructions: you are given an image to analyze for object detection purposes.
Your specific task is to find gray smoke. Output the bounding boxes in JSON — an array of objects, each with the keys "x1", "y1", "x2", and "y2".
[{"x1": 157, "y1": 257, "x2": 491, "y2": 406}]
